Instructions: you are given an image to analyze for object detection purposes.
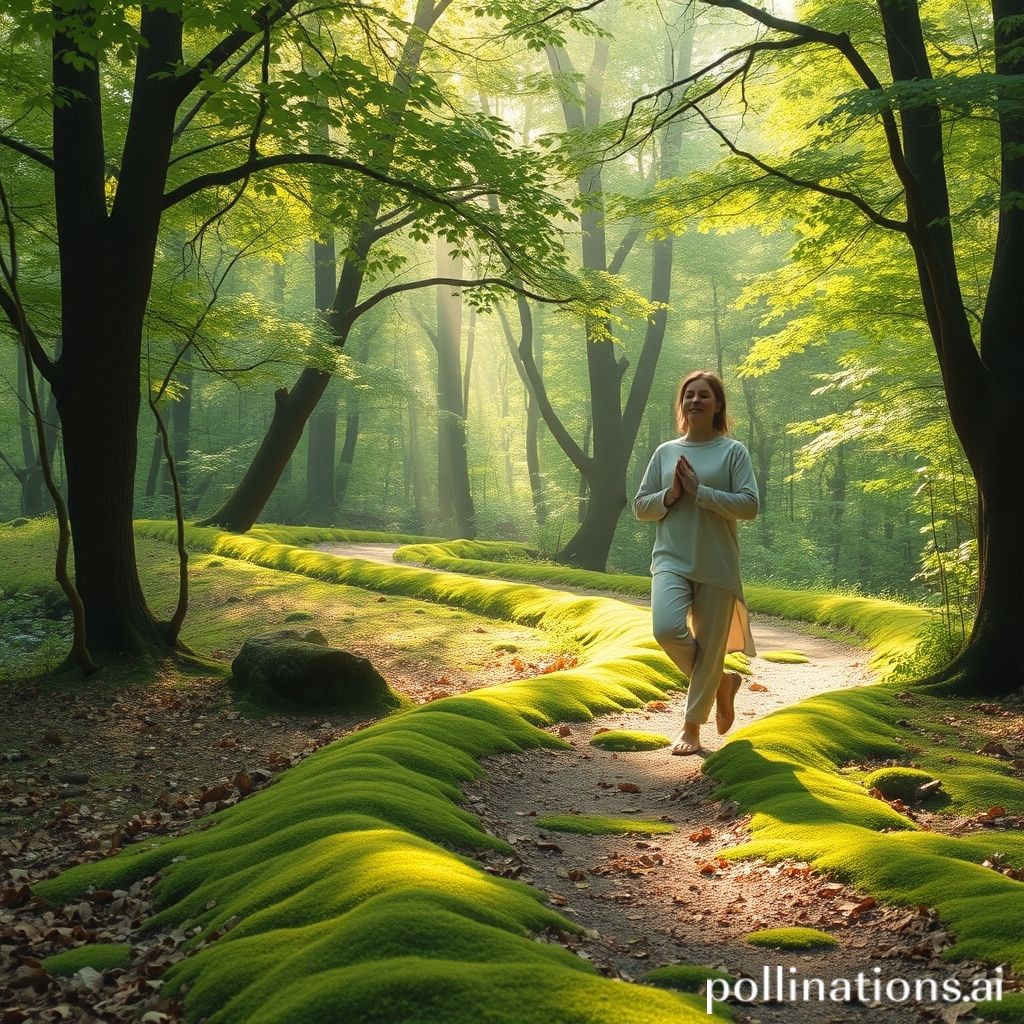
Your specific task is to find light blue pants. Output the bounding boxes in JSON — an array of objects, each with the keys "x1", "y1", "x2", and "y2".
[{"x1": 651, "y1": 572, "x2": 736, "y2": 725}]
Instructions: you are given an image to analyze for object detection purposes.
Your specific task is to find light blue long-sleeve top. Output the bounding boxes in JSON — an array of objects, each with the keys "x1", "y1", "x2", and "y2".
[{"x1": 633, "y1": 434, "x2": 758, "y2": 595}]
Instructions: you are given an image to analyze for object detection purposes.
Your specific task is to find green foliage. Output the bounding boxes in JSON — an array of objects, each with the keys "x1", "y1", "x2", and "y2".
[
  {"x1": 41, "y1": 943, "x2": 131, "y2": 977},
  {"x1": 589, "y1": 730, "x2": 671, "y2": 751},
  {"x1": 743, "y1": 928, "x2": 837, "y2": 951},
  {"x1": 534, "y1": 814, "x2": 675, "y2": 836},
  {"x1": 864, "y1": 767, "x2": 937, "y2": 802}
]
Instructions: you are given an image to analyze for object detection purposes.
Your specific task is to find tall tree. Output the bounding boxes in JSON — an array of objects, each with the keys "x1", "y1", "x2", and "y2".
[{"x1": 516, "y1": 15, "x2": 691, "y2": 569}]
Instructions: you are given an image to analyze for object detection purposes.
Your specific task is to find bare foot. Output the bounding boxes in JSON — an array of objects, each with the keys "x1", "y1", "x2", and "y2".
[
  {"x1": 715, "y1": 671, "x2": 743, "y2": 735},
  {"x1": 670, "y1": 728, "x2": 703, "y2": 756}
]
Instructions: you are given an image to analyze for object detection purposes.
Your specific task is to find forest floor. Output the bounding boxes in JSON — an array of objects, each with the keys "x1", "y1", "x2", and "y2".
[{"x1": 0, "y1": 539, "x2": 1017, "y2": 1022}]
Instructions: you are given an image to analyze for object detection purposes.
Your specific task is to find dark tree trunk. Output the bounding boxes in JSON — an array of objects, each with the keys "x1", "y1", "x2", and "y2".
[
  {"x1": 46, "y1": 6, "x2": 184, "y2": 659},
  {"x1": 335, "y1": 404, "x2": 360, "y2": 506},
  {"x1": 875, "y1": 0, "x2": 1024, "y2": 694}
]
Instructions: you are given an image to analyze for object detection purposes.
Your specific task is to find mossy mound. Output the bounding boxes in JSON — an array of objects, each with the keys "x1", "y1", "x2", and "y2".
[
  {"x1": 535, "y1": 814, "x2": 675, "y2": 836},
  {"x1": 231, "y1": 629, "x2": 401, "y2": 711},
  {"x1": 42, "y1": 943, "x2": 132, "y2": 976},
  {"x1": 744, "y1": 927, "x2": 837, "y2": 951},
  {"x1": 37, "y1": 524, "x2": 706, "y2": 1023},
  {"x1": 865, "y1": 766, "x2": 937, "y2": 801},
  {"x1": 644, "y1": 964, "x2": 736, "y2": 992},
  {"x1": 283, "y1": 610, "x2": 315, "y2": 622},
  {"x1": 590, "y1": 730, "x2": 671, "y2": 751},
  {"x1": 759, "y1": 650, "x2": 810, "y2": 664}
]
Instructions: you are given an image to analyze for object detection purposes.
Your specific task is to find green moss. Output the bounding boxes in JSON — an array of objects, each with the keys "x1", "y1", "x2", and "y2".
[
  {"x1": 759, "y1": 650, "x2": 810, "y2": 664},
  {"x1": 589, "y1": 730, "x2": 671, "y2": 751},
  {"x1": 976, "y1": 992, "x2": 1024, "y2": 1022},
  {"x1": 283, "y1": 611, "x2": 315, "y2": 622},
  {"x1": 644, "y1": 964, "x2": 736, "y2": 992},
  {"x1": 42, "y1": 943, "x2": 132, "y2": 976},
  {"x1": 865, "y1": 766, "x2": 937, "y2": 801},
  {"x1": 744, "y1": 927, "x2": 837, "y2": 951},
  {"x1": 35, "y1": 523, "x2": 706, "y2": 1023},
  {"x1": 535, "y1": 814, "x2": 675, "y2": 836}
]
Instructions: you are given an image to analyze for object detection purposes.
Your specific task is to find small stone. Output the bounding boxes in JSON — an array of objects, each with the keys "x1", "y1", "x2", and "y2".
[{"x1": 59, "y1": 771, "x2": 91, "y2": 785}]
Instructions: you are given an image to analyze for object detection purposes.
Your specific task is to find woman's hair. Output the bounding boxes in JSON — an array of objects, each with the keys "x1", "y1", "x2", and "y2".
[{"x1": 675, "y1": 370, "x2": 730, "y2": 435}]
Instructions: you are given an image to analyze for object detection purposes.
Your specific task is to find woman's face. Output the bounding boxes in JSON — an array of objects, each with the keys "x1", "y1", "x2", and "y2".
[{"x1": 682, "y1": 380, "x2": 721, "y2": 425}]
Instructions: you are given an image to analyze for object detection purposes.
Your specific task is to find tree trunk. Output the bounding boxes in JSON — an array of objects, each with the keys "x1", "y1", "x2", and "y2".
[
  {"x1": 200, "y1": 0, "x2": 440, "y2": 532},
  {"x1": 557, "y1": 477, "x2": 626, "y2": 570},
  {"x1": 543, "y1": 22, "x2": 690, "y2": 570},
  {"x1": 47, "y1": 7, "x2": 183, "y2": 660},
  {"x1": 435, "y1": 240, "x2": 476, "y2": 538},
  {"x1": 305, "y1": 235, "x2": 339, "y2": 524}
]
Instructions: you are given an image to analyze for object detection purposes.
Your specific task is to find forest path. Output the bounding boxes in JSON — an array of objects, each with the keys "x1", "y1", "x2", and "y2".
[{"x1": 314, "y1": 540, "x2": 958, "y2": 1021}]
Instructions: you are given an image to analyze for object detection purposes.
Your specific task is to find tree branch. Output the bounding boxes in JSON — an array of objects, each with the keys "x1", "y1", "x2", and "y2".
[
  {"x1": 171, "y1": 0, "x2": 305, "y2": 104},
  {"x1": 340, "y1": 276, "x2": 573, "y2": 334},
  {"x1": 0, "y1": 135, "x2": 54, "y2": 171},
  {"x1": 694, "y1": 108, "x2": 908, "y2": 232},
  {"x1": 501, "y1": 298, "x2": 589, "y2": 473}
]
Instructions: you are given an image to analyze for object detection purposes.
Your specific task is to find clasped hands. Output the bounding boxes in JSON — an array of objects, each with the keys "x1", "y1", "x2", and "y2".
[{"x1": 665, "y1": 455, "x2": 699, "y2": 507}]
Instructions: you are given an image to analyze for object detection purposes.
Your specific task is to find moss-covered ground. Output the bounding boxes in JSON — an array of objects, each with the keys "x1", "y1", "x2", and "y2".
[
  {"x1": 534, "y1": 814, "x2": 677, "y2": 836},
  {"x1": 743, "y1": 927, "x2": 838, "y2": 951},
  {"x1": 9, "y1": 520, "x2": 1024, "y2": 1020}
]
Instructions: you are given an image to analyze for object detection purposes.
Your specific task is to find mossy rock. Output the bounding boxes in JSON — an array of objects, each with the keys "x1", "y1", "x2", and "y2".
[
  {"x1": 644, "y1": 964, "x2": 736, "y2": 992},
  {"x1": 231, "y1": 629, "x2": 400, "y2": 711},
  {"x1": 535, "y1": 813, "x2": 675, "y2": 836},
  {"x1": 760, "y1": 650, "x2": 809, "y2": 664},
  {"x1": 42, "y1": 943, "x2": 132, "y2": 976},
  {"x1": 865, "y1": 766, "x2": 936, "y2": 801},
  {"x1": 284, "y1": 611, "x2": 315, "y2": 623},
  {"x1": 590, "y1": 730, "x2": 671, "y2": 751},
  {"x1": 744, "y1": 927, "x2": 836, "y2": 951}
]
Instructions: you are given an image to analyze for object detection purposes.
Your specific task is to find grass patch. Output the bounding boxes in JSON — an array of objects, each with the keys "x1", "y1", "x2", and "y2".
[
  {"x1": 644, "y1": 964, "x2": 736, "y2": 992},
  {"x1": 759, "y1": 650, "x2": 810, "y2": 664},
  {"x1": 976, "y1": 993, "x2": 1024, "y2": 1022},
  {"x1": 535, "y1": 814, "x2": 675, "y2": 836},
  {"x1": 42, "y1": 943, "x2": 132, "y2": 976},
  {"x1": 589, "y1": 730, "x2": 671, "y2": 751},
  {"x1": 744, "y1": 927, "x2": 837, "y2": 951}
]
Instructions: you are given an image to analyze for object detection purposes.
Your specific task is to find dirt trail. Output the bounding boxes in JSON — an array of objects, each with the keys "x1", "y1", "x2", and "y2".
[{"x1": 316, "y1": 540, "x2": 985, "y2": 1022}]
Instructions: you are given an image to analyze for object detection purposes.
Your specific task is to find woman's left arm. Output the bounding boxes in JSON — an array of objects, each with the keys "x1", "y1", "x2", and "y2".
[{"x1": 694, "y1": 444, "x2": 759, "y2": 521}]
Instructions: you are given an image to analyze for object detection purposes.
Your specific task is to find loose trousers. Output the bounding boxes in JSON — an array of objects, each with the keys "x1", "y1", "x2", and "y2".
[{"x1": 651, "y1": 572, "x2": 736, "y2": 726}]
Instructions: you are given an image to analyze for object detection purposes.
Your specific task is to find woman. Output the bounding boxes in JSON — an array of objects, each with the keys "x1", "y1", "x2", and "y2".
[{"x1": 633, "y1": 371, "x2": 758, "y2": 755}]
